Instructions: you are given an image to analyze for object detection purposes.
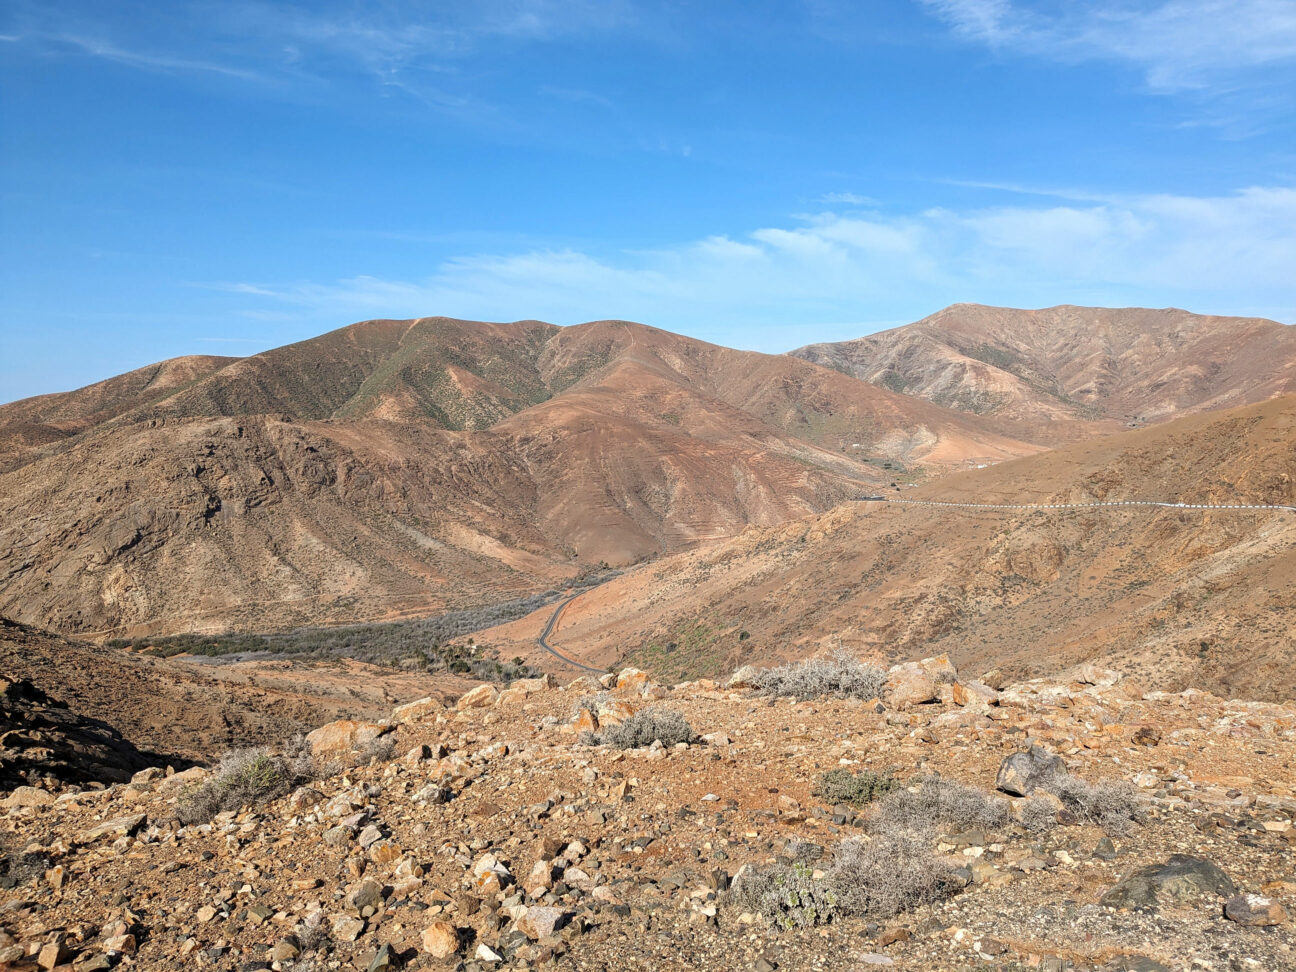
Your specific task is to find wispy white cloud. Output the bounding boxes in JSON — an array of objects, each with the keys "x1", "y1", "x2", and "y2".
[
  {"x1": 819, "y1": 192, "x2": 876, "y2": 205},
  {"x1": 52, "y1": 34, "x2": 267, "y2": 81},
  {"x1": 217, "y1": 186, "x2": 1296, "y2": 347},
  {"x1": 5, "y1": 0, "x2": 635, "y2": 94},
  {"x1": 921, "y1": 0, "x2": 1296, "y2": 91}
]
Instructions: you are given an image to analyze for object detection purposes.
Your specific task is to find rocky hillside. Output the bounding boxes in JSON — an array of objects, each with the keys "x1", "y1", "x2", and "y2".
[
  {"x1": 0, "y1": 318, "x2": 1039, "y2": 639},
  {"x1": 0, "y1": 659, "x2": 1292, "y2": 970},
  {"x1": 491, "y1": 396, "x2": 1296, "y2": 700},
  {"x1": 792, "y1": 304, "x2": 1296, "y2": 434}
]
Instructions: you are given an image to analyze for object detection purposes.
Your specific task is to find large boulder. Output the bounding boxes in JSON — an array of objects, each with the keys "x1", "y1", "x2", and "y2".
[
  {"x1": 456, "y1": 684, "x2": 498, "y2": 710},
  {"x1": 995, "y1": 746, "x2": 1065, "y2": 796},
  {"x1": 884, "y1": 664, "x2": 937, "y2": 709},
  {"x1": 391, "y1": 697, "x2": 443, "y2": 724},
  {"x1": 305, "y1": 720, "x2": 390, "y2": 757},
  {"x1": 1100, "y1": 855, "x2": 1236, "y2": 910},
  {"x1": 615, "y1": 669, "x2": 650, "y2": 696}
]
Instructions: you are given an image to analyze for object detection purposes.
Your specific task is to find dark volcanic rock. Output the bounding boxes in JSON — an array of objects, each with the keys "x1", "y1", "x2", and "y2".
[
  {"x1": 995, "y1": 745, "x2": 1065, "y2": 796},
  {"x1": 1100, "y1": 855, "x2": 1236, "y2": 911}
]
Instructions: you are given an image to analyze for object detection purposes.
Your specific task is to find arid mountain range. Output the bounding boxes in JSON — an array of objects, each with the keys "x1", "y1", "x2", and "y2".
[
  {"x1": 793, "y1": 304, "x2": 1296, "y2": 436},
  {"x1": 0, "y1": 304, "x2": 1293, "y2": 698},
  {"x1": 0, "y1": 316, "x2": 1037, "y2": 637},
  {"x1": 498, "y1": 394, "x2": 1295, "y2": 700}
]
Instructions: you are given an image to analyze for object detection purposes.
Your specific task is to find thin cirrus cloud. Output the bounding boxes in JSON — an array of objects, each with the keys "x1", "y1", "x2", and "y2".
[
  {"x1": 5, "y1": 0, "x2": 635, "y2": 87},
  {"x1": 223, "y1": 186, "x2": 1296, "y2": 348},
  {"x1": 921, "y1": 0, "x2": 1296, "y2": 91}
]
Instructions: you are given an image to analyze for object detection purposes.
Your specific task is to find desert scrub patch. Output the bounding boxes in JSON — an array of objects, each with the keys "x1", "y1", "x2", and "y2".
[
  {"x1": 731, "y1": 861, "x2": 838, "y2": 929},
  {"x1": 732, "y1": 834, "x2": 958, "y2": 929},
  {"x1": 813, "y1": 768, "x2": 900, "y2": 807},
  {"x1": 579, "y1": 708, "x2": 695, "y2": 749},
  {"x1": 751, "y1": 649, "x2": 885, "y2": 701},
  {"x1": 178, "y1": 736, "x2": 315, "y2": 824},
  {"x1": 827, "y1": 835, "x2": 960, "y2": 918},
  {"x1": 1017, "y1": 795, "x2": 1060, "y2": 833},
  {"x1": 1043, "y1": 776, "x2": 1142, "y2": 834},
  {"x1": 870, "y1": 775, "x2": 1009, "y2": 837}
]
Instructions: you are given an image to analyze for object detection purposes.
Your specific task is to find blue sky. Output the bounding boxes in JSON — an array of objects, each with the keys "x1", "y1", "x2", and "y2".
[{"x1": 2, "y1": 0, "x2": 1295, "y2": 402}]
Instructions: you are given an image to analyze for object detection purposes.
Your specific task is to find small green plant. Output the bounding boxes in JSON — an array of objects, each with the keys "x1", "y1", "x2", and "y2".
[
  {"x1": 731, "y1": 861, "x2": 838, "y2": 929},
  {"x1": 814, "y1": 768, "x2": 900, "y2": 807},
  {"x1": 731, "y1": 834, "x2": 958, "y2": 929}
]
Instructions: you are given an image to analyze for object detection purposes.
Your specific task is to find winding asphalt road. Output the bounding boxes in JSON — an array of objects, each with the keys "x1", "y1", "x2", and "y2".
[
  {"x1": 536, "y1": 589, "x2": 607, "y2": 674},
  {"x1": 881, "y1": 497, "x2": 1296, "y2": 513}
]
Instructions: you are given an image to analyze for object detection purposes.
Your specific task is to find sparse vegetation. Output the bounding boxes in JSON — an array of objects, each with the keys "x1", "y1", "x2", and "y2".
[
  {"x1": 580, "y1": 708, "x2": 695, "y2": 749},
  {"x1": 732, "y1": 834, "x2": 958, "y2": 929},
  {"x1": 1017, "y1": 795, "x2": 1060, "y2": 833},
  {"x1": 105, "y1": 575, "x2": 617, "y2": 679},
  {"x1": 178, "y1": 737, "x2": 316, "y2": 824},
  {"x1": 813, "y1": 767, "x2": 900, "y2": 807},
  {"x1": 869, "y1": 775, "x2": 1010, "y2": 836},
  {"x1": 751, "y1": 650, "x2": 885, "y2": 701},
  {"x1": 1043, "y1": 776, "x2": 1142, "y2": 834},
  {"x1": 731, "y1": 860, "x2": 838, "y2": 929}
]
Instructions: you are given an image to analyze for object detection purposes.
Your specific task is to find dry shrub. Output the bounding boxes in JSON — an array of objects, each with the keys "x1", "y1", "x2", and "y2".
[
  {"x1": 870, "y1": 775, "x2": 1009, "y2": 837},
  {"x1": 751, "y1": 650, "x2": 886, "y2": 701},
  {"x1": 1043, "y1": 776, "x2": 1142, "y2": 834},
  {"x1": 178, "y1": 736, "x2": 315, "y2": 824},
  {"x1": 1017, "y1": 795, "x2": 1060, "y2": 833},
  {"x1": 732, "y1": 834, "x2": 959, "y2": 929},
  {"x1": 582, "y1": 708, "x2": 695, "y2": 749},
  {"x1": 827, "y1": 835, "x2": 960, "y2": 918}
]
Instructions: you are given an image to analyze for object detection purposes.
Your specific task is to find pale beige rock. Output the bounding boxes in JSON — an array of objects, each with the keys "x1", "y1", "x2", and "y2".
[
  {"x1": 422, "y1": 920, "x2": 459, "y2": 958},
  {"x1": 392, "y1": 696, "x2": 444, "y2": 723},
  {"x1": 5, "y1": 786, "x2": 53, "y2": 808},
  {"x1": 305, "y1": 719, "x2": 390, "y2": 756},
  {"x1": 616, "y1": 668, "x2": 650, "y2": 696},
  {"x1": 885, "y1": 666, "x2": 937, "y2": 709},
  {"x1": 517, "y1": 905, "x2": 567, "y2": 939},
  {"x1": 456, "y1": 684, "x2": 499, "y2": 710}
]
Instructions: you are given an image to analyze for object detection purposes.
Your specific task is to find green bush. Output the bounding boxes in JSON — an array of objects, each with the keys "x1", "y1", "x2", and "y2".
[{"x1": 813, "y1": 768, "x2": 900, "y2": 807}]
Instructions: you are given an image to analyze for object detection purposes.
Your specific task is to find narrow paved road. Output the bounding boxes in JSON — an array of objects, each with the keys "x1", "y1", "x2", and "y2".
[
  {"x1": 881, "y1": 498, "x2": 1296, "y2": 513},
  {"x1": 537, "y1": 589, "x2": 607, "y2": 674}
]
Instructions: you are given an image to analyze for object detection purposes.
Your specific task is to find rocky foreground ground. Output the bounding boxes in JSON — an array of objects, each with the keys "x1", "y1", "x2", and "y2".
[{"x1": 1, "y1": 660, "x2": 1293, "y2": 972}]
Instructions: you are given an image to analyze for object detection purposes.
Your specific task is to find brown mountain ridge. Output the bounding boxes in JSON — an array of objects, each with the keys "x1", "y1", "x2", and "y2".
[
  {"x1": 0, "y1": 317, "x2": 1037, "y2": 638},
  {"x1": 792, "y1": 304, "x2": 1296, "y2": 437}
]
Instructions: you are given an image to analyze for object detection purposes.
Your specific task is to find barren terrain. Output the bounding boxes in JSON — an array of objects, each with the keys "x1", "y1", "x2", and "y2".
[{"x1": 483, "y1": 396, "x2": 1296, "y2": 701}]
